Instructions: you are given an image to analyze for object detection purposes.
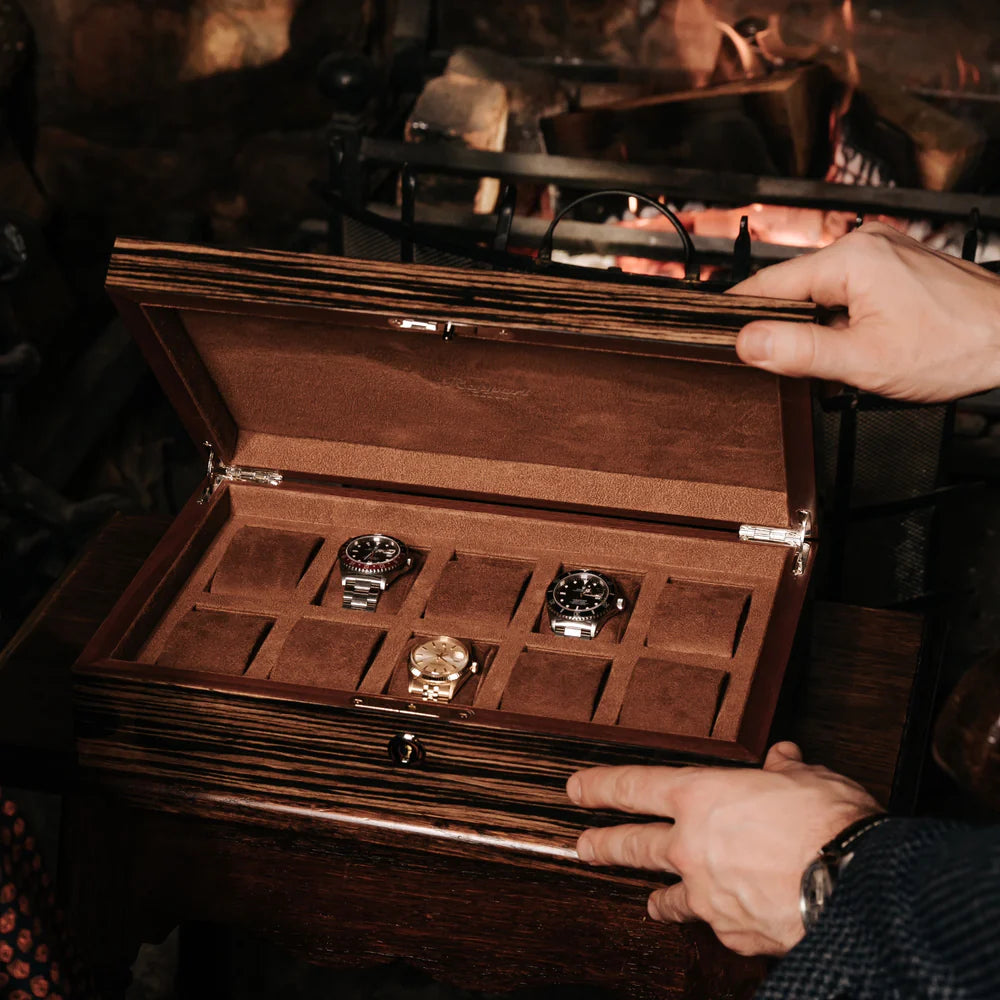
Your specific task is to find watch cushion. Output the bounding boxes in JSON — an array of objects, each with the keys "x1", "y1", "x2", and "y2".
[
  {"x1": 646, "y1": 579, "x2": 752, "y2": 657},
  {"x1": 157, "y1": 609, "x2": 273, "y2": 676},
  {"x1": 617, "y1": 657, "x2": 726, "y2": 737},
  {"x1": 537, "y1": 570, "x2": 641, "y2": 643},
  {"x1": 500, "y1": 649, "x2": 610, "y2": 721},
  {"x1": 384, "y1": 638, "x2": 495, "y2": 706},
  {"x1": 423, "y1": 555, "x2": 531, "y2": 627},
  {"x1": 270, "y1": 619, "x2": 384, "y2": 689},
  {"x1": 319, "y1": 548, "x2": 425, "y2": 612},
  {"x1": 210, "y1": 526, "x2": 322, "y2": 598}
]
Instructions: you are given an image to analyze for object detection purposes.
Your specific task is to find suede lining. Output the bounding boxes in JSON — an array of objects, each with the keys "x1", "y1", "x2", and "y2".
[
  {"x1": 270, "y1": 619, "x2": 384, "y2": 689},
  {"x1": 156, "y1": 608, "x2": 273, "y2": 676},
  {"x1": 210, "y1": 525, "x2": 323, "y2": 597},
  {"x1": 180, "y1": 309, "x2": 789, "y2": 527},
  {"x1": 646, "y1": 579, "x2": 752, "y2": 658},
  {"x1": 617, "y1": 658, "x2": 727, "y2": 737},
  {"x1": 500, "y1": 649, "x2": 611, "y2": 722},
  {"x1": 137, "y1": 483, "x2": 787, "y2": 745},
  {"x1": 424, "y1": 554, "x2": 532, "y2": 627}
]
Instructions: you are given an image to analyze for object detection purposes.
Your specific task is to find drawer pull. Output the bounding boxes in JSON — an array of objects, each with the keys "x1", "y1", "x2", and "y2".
[{"x1": 388, "y1": 733, "x2": 426, "y2": 768}]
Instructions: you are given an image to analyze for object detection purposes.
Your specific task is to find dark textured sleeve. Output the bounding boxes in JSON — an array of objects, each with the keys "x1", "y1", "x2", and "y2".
[{"x1": 756, "y1": 818, "x2": 1000, "y2": 1000}]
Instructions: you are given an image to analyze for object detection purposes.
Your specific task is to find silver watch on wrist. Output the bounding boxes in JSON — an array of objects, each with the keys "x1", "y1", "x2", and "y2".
[
  {"x1": 338, "y1": 533, "x2": 413, "y2": 611},
  {"x1": 545, "y1": 569, "x2": 625, "y2": 639},
  {"x1": 800, "y1": 813, "x2": 890, "y2": 932}
]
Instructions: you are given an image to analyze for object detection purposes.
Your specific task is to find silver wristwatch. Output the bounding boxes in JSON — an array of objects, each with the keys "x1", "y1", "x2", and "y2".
[
  {"x1": 338, "y1": 533, "x2": 413, "y2": 611},
  {"x1": 800, "y1": 813, "x2": 890, "y2": 931},
  {"x1": 545, "y1": 569, "x2": 625, "y2": 639}
]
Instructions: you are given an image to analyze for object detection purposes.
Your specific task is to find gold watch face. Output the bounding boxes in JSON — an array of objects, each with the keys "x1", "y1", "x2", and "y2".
[{"x1": 409, "y1": 636, "x2": 471, "y2": 681}]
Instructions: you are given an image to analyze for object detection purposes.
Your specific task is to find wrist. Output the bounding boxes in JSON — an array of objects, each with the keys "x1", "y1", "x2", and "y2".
[{"x1": 799, "y1": 812, "x2": 890, "y2": 933}]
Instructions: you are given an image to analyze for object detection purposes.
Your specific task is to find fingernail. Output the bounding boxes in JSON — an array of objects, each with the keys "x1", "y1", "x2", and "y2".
[
  {"x1": 647, "y1": 897, "x2": 661, "y2": 921},
  {"x1": 739, "y1": 325, "x2": 773, "y2": 362},
  {"x1": 566, "y1": 775, "x2": 582, "y2": 803},
  {"x1": 577, "y1": 836, "x2": 594, "y2": 863}
]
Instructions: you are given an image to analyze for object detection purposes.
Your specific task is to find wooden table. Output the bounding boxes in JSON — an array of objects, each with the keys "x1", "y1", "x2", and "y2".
[{"x1": 0, "y1": 515, "x2": 939, "y2": 999}]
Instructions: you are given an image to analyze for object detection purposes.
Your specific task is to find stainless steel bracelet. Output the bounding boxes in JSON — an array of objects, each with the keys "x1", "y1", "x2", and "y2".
[
  {"x1": 552, "y1": 620, "x2": 596, "y2": 639},
  {"x1": 342, "y1": 580, "x2": 381, "y2": 611}
]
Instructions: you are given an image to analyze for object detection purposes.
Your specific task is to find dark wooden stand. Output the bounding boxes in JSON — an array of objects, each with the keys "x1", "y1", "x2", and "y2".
[{"x1": 0, "y1": 515, "x2": 939, "y2": 999}]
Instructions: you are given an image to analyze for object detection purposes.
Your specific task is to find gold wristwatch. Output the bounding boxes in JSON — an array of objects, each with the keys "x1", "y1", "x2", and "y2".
[{"x1": 407, "y1": 636, "x2": 478, "y2": 702}]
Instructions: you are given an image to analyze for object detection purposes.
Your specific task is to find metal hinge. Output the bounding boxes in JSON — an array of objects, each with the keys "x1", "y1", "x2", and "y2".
[
  {"x1": 199, "y1": 443, "x2": 283, "y2": 502},
  {"x1": 739, "y1": 510, "x2": 812, "y2": 577}
]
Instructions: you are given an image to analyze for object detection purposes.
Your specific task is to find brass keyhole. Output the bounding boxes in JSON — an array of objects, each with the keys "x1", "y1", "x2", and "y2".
[{"x1": 388, "y1": 733, "x2": 426, "y2": 768}]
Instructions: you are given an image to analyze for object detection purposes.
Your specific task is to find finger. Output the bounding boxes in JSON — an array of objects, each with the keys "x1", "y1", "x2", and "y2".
[
  {"x1": 568, "y1": 765, "x2": 695, "y2": 817},
  {"x1": 763, "y1": 741, "x2": 803, "y2": 772},
  {"x1": 736, "y1": 320, "x2": 862, "y2": 382},
  {"x1": 577, "y1": 822, "x2": 678, "y2": 871},
  {"x1": 648, "y1": 883, "x2": 698, "y2": 923},
  {"x1": 726, "y1": 244, "x2": 850, "y2": 307}
]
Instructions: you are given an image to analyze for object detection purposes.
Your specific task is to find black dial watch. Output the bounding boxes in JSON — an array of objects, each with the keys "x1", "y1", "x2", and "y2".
[
  {"x1": 545, "y1": 569, "x2": 625, "y2": 639},
  {"x1": 800, "y1": 813, "x2": 891, "y2": 932},
  {"x1": 338, "y1": 533, "x2": 412, "y2": 611}
]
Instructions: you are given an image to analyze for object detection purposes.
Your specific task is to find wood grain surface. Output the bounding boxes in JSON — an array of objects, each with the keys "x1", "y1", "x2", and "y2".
[
  {"x1": 106, "y1": 238, "x2": 817, "y2": 349},
  {"x1": 0, "y1": 517, "x2": 934, "y2": 999}
]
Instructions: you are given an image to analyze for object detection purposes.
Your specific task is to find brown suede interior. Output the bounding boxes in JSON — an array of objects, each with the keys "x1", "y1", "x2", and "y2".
[
  {"x1": 500, "y1": 649, "x2": 611, "y2": 722},
  {"x1": 270, "y1": 619, "x2": 384, "y2": 689},
  {"x1": 423, "y1": 555, "x2": 532, "y2": 627},
  {"x1": 646, "y1": 579, "x2": 753, "y2": 658},
  {"x1": 135, "y1": 483, "x2": 788, "y2": 745},
  {"x1": 210, "y1": 525, "x2": 323, "y2": 598},
  {"x1": 617, "y1": 658, "x2": 727, "y2": 737},
  {"x1": 157, "y1": 608, "x2": 273, "y2": 676},
  {"x1": 318, "y1": 550, "x2": 427, "y2": 613},
  {"x1": 178, "y1": 310, "x2": 790, "y2": 527},
  {"x1": 534, "y1": 568, "x2": 641, "y2": 644},
  {"x1": 384, "y1": 636, "x2": 496, "y2": 706}
]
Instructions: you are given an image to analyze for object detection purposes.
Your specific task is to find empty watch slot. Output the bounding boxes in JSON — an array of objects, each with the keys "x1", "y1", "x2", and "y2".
[
  {"x1": 533, "y1": 565, "x2": 641, "y2": 643},
  {"x1": 384, "y1": 633, "x2": 497, "y2": 707},
  {"x1": 500, "y1": 649, "x2": 611, "y2": 722},
  {"x1": 156, "y1": 608, "x2": 274, "y2": 676},
  {"x1": 617, "y1": 658, "x2": 728, "y2": 737},
  {"x1": 422, "y1": 553, "x2": 533, "y2": 628},
  {"x1": 209, "y1": 526, "x2": 323, "y2": 599},
  {"x1": 316, "y1": 544, "x2": 427, "y2": 613},
  {"x1": 269, "y1": 620, "x2": 386, "y2": 691},
  {"x1": 646, "y1": 579, "x2": 752, "y2": 658}
]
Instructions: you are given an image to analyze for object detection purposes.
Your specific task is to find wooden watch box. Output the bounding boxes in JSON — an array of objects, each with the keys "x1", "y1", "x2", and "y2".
[{"x1": 74, "y1": 239, "x2": 818, "y2": 834}]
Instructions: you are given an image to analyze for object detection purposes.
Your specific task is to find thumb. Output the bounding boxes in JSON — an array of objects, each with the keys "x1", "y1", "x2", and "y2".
[
  {"x1": 648, "y1": 882, "x2": 698, "y2": 923},
  {"x1": 763, "y1": 741, "x2": 804, "y2": 772},
  {"x1": 736, "y1": 320, "x2": 855, "y2": 381}
]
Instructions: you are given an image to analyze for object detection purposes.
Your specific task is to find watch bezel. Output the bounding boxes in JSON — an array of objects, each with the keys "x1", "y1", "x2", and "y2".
[
  {"x1": 338, "y1": 533, "x2": 409, "y2": 576},
  {"x1": 546, "y1": 569, "x2": 623, "y2": 623}
]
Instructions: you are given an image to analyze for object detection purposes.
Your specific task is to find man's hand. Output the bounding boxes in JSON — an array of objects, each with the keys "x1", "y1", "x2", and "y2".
[
  {"x1": 567, "y1": 742, "x2": 881, "y2": 957},
  {"x1": 729, "y1": 223, "x2": 1000, "y2": 403}
]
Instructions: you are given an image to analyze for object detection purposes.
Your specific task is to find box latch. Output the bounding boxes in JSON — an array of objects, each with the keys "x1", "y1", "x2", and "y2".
[
  {"x1": 199, "y1": 443, "x2": 283, "y2": 503},
  {"x1": 739, "y1": 510, "x2": 812, "y2": 577}
]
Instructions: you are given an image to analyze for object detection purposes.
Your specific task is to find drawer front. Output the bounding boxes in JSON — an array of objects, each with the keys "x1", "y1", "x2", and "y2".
[{"x1": 74, "y1": 673, "x2": 680, "y2": 849}]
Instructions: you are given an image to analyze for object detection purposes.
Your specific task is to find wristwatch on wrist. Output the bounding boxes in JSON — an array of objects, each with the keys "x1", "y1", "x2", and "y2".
[
  {"x1": 545, "y1": 569, "x2": 626, "y2": 639},
  {"x1": 338, "y1": 533, "x2": 413, "y2": 611},
  {"x1": 407, "y1": 635, "x2": 478, "y2": 702},
  {"x1": 800, "y1": 813, "x2": 891, "y2": 932}
]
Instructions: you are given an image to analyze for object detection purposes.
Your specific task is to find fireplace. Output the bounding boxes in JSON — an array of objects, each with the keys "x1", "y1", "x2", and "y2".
[{"x1": 1, "y1": 0, "x2": 997, "y2": 647}]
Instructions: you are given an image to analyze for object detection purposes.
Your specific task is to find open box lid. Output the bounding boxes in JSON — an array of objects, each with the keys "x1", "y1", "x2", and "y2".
[{"x1": 107, "y1": 238, "x2": 818, "y2": 532}]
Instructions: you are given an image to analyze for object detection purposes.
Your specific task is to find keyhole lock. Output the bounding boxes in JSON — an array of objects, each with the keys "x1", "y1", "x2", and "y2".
[{"x1": 388, "y1": 733, "x2": 426, "y2": 768}]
